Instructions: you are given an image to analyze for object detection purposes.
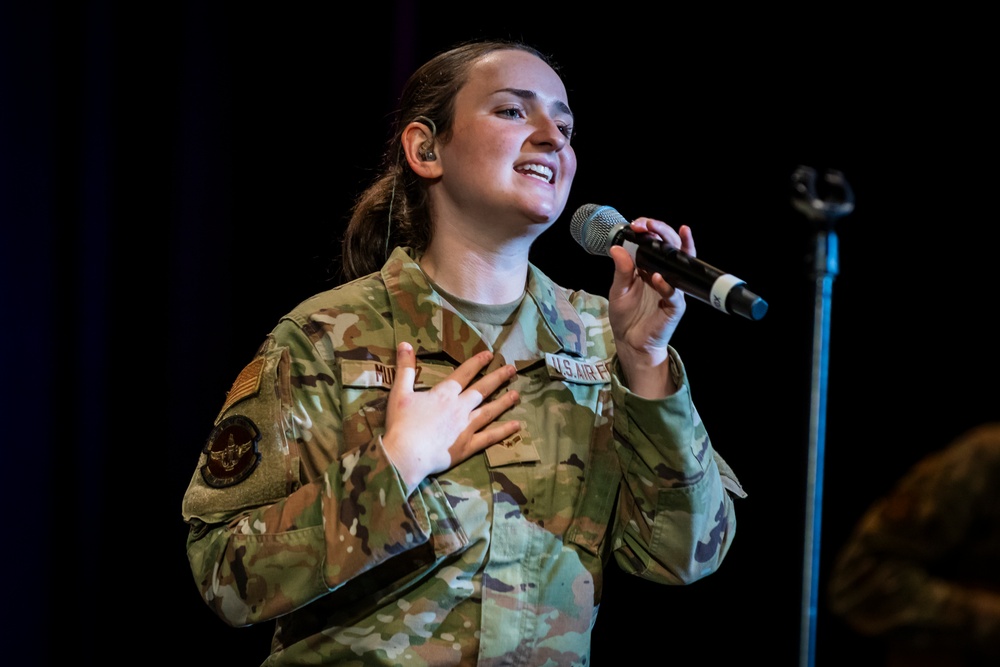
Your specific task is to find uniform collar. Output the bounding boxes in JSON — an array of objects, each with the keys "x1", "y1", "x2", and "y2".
[{"x1": 382, "y1": 247, "x2": 588, "y2": 363}]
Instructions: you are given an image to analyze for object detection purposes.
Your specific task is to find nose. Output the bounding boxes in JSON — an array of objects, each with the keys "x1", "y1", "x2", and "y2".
[{"x1": 530, "y1": 116, "x2": 568, "y2": 151}]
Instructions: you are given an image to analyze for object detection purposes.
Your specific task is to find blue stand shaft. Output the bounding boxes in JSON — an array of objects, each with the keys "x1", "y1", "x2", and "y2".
[{"x1": 799, "y1": 228, "x2": 838, "y2": 667}]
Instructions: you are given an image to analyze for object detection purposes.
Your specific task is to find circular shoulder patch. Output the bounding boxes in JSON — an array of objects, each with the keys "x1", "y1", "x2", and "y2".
[{"x1": 200, "y1": 415, "x2": 262, "y2": 488}]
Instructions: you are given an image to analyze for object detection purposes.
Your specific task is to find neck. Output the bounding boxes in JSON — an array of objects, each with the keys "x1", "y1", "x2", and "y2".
[{"x1": 419, "y1": 234, "x2": 530, "y2": 304}]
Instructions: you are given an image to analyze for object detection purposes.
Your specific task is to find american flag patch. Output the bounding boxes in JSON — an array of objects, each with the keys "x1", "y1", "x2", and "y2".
[{"x1": 219, "y1": 356, "x2": 265, "y2": 414}]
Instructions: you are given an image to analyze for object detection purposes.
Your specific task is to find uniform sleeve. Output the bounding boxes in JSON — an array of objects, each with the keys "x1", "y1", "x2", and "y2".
[
  {"x1": 826, "y1": 431, "x2": 1000, "y2": 657},
  {"x1": 180, "y1": 322, "x2": 466, "y2": 627},
  {"x1": 609, "y1": 347, "x2": 745, "y2": 585}
]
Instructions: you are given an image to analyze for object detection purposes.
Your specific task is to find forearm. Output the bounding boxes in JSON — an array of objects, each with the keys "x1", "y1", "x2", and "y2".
[
  {"x1": 613, "y1": 455, "x2": 737, "y2": 583},
  {"x1": 609, "y1": 352, "x2": 742, "y2": 584}
]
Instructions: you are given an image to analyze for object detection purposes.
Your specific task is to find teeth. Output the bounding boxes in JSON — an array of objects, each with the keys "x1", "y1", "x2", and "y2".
[{"x1": 517, "y1": 164, "x2": 553, "y2": 183}]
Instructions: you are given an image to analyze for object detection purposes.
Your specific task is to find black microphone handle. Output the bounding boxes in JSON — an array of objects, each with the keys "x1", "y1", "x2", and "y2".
[{"x1": 615, "y1": 227, "x2": 768, "y2": 321}]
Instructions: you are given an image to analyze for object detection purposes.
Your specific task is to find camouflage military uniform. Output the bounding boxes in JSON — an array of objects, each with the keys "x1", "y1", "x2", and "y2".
[
  {"x1": 827, "y1": 423, "x2": 1000, "y2": 665},
  {"x1": 182, "y1": 247, "x2": 745, "y2": 666}
]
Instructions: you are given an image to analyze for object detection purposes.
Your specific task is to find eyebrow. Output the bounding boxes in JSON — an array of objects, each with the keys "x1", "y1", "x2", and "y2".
[{"x1": 496, "y1": 87, "x2": 574, "y2": 119}]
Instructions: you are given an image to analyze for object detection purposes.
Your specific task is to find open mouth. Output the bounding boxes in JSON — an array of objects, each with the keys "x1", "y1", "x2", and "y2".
[{"x1": 516, "y1": 163, "x2": 554, "y2": 184}]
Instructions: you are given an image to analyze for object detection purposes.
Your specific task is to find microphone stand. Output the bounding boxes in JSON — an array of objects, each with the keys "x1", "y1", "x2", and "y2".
[{"x1": 791, "y1": 166, "x2": 854, "y2": 667}]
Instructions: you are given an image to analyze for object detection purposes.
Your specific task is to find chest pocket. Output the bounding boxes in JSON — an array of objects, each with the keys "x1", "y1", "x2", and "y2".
[
  {"x1": 502, "y1": 354, "x2": 621, "y2": 561},
  {"x1": 338, "y1": 358, "x2": 456, "y2": 448},
  {"x1": 548, "y1": 358, "x2": 621, "y2": 563}
]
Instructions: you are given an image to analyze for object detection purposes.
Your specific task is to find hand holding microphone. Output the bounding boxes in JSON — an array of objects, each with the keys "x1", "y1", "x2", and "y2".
[{"x1": 570, "y1": 204, "x2": 768, "y2": 321}]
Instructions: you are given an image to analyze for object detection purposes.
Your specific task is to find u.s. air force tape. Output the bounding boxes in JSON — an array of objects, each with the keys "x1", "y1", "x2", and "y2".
[{"x1": 544, "y1": 353, "x2": 612, "y2": 385}]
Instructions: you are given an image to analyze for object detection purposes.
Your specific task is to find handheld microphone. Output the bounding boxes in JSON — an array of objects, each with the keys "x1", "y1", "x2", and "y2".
[{"x1": 570, "y1": 204, "x2": 768, "y2": 321}]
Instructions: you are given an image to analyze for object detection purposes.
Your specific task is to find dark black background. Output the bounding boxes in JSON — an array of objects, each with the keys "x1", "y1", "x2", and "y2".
[{"x1": 3, "y1": 3, "x2": 995, "y2": 665}]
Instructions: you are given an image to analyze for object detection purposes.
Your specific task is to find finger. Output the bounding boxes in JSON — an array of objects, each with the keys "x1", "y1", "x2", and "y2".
[
  {"x1": 649, "y1": 271, "x2": 680, "y2": 302},
  {"x1": 458, "y1": 417, "x2": 522, "y2": 458},
  {"x1": 679, "y1": 224, "x2": 696, "y2": 257},
  {"x1": 466, "y1": 363, "x2": 517, "y2": 403},
  {"x1": 636, "y1": 218, "x2": 682, "y2": 248},
  {"x1": 442, "y1": 349, "x2": 495, "y2": 392},
  {"x1": 468, "y1": 386, "x2": 520, "y2": 427},
  {"x1": 392, "y1": 341, "x2": 417, "y2": 394}
]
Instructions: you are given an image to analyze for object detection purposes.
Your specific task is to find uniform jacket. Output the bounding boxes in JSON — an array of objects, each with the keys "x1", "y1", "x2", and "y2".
[{"x1": 182, "y1": 247, "x2": 744, "y2": 666}]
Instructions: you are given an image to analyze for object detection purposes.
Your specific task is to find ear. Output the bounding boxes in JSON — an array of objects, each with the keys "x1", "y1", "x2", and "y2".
[{"x1": 401, "y1": 121, "x2": 442, "y2": 179}]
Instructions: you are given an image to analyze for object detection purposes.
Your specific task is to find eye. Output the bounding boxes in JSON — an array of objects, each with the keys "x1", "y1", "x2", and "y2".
[
  {"x1": 557, "y1": 123, "x2": 574, "y2": 140},
  {"x1": 497, "y1": 107, "x2": 526, "y2": 120}
]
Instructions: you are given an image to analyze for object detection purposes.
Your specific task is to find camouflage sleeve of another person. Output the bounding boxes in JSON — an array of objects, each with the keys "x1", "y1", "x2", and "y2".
[
  {"x1": 181, "y1": 320, "x2": 461, "y2": 627},
  {"x1": 826, "y1": 424, "x2": 1000, "y2": 657},
  {"x1": 609, "y1": 347, "x2": 745, "y2": 585}
]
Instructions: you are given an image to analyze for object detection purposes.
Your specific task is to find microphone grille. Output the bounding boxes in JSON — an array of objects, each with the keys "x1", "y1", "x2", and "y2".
[{"x1": 570, "y1": 204, "x2": 627, "y2": 255}]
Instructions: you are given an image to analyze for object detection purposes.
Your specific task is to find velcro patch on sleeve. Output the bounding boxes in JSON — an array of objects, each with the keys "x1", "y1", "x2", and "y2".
[
  {"x1": 341, "y1": 359, "x2": 451, "y2": 389},
  {"x1": 200, "y1": 415, "x2": 262, "y2": 488},
  {"x1": 219, "y1": 357, "x2": 265, "y2": 414}
]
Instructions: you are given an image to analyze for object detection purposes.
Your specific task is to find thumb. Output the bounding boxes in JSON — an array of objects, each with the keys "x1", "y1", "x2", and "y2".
[{"x1": 608, "y1": 244, "x2": 639, "y2": 297}]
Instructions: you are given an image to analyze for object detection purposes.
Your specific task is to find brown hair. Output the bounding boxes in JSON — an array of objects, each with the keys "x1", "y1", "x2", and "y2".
[{"x1": 339, "y1": 39, "x2": 559, "y2": 281}]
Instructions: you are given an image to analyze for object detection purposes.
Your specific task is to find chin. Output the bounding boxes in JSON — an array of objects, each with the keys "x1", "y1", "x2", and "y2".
[{"x1": 526, "y1": 200, "x2": 566, "y2": 225}]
